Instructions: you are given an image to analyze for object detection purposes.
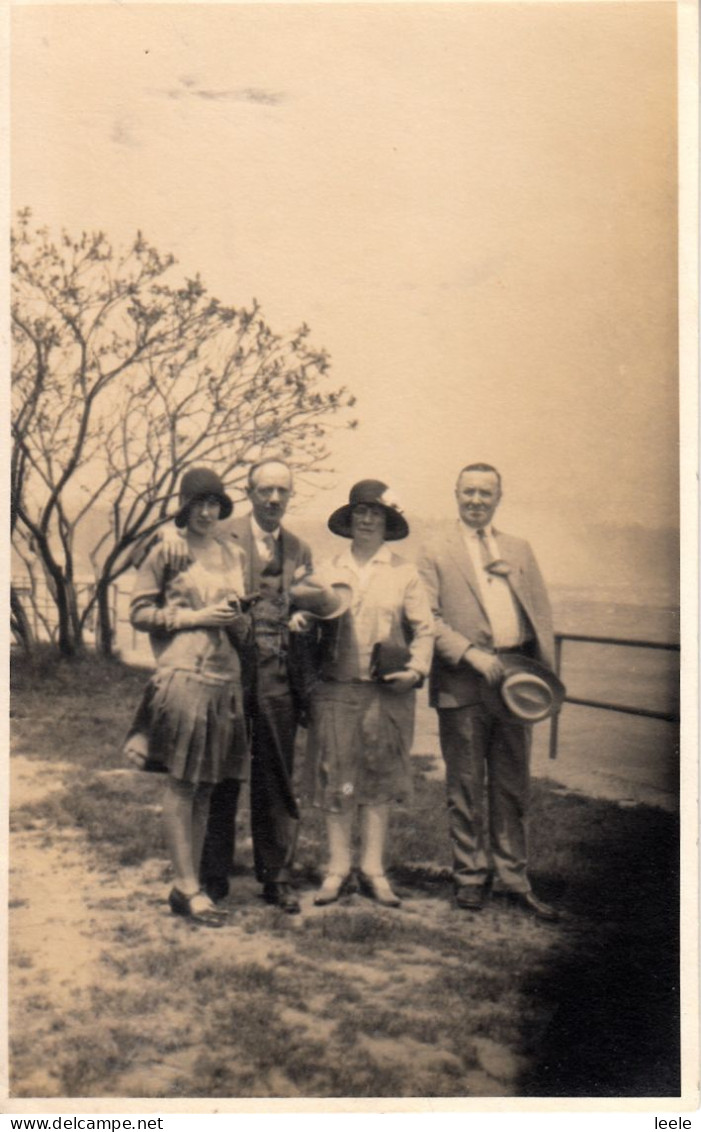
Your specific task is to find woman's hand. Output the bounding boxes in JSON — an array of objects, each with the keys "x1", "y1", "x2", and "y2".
[
  {"x1": 186, "y1": 601, "x2": 244, "y2": 629},
  {"x1": 382, "y1": 669, "x2": 421, "y2": 693},
  {"x1": 288, "y1": 611, "x2": 315, "y2": 633}
]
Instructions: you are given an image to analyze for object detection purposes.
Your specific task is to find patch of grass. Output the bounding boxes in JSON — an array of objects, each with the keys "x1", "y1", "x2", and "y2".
[
  {"x1": 303, "y1": 909, "x2": 399, "y2": 948},
  {"x1": 12, "y1": 647, "x2": 149, "y2": 768},
  {"x1": 336, "y1": 1002, "x2": 443, "y2": 1047},
  {"x1": 91, "y1": 985, "x2": 164, "y2": 1018},
  {"x1": 58, "y1": 1029, "x2": 137, "y2": 1096},
  {"x1": 388, "y1": 785, "x2": 452, "y2": 872},
  {"x1": 11, "y1": 952, "x2": 34, "y2": 970},
  {"x1": 307, "y1": 1051, "x2": 407, "y2": 1098},
  {"x1": 324, "y1": 985, "x2": 363, "y2": 1008},
  {"x1": 23, "y1": 994, "x2": 53, "y2": 1013}
]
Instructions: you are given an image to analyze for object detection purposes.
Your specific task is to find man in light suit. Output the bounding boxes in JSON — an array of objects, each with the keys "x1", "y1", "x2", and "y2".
[
  {"x1": 199, "y1": 458, "x2": 312, "y2": 913},
  {"x1": 418, "y1": 463, "x2": 558, "y2": 919}
]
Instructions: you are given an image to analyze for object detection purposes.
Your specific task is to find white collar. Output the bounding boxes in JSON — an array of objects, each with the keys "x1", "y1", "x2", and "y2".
[
  {"x1": 340, "y1": 542, "x2": 392, "y2": 569},
  {"x1": 250, "y1": 515, "x2": 281, "y2": 542},
  {"x1": 458, "y1": 520, "x2": 495, "y2": 541}
]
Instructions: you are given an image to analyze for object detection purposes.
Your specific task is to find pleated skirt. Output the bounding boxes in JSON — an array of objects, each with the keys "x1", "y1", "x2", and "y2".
[
  {"x1": 125, "y1": 667, "x2": 250, "y2": 785},
  {"x1": 303, "y1": 680, "x2": 415, "y2": 813}
]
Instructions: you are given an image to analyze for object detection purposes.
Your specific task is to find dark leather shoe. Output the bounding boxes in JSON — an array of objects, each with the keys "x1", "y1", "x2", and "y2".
[
  {"x1": 455, "y1": 885, "x2": 485, "y2": 911},
  {"x1": 263, "y1": 882, "x2": 301, "y2": 914},
  {"x1": 201, "y1": 876, "x2": 229, "y2": 904},
  {"x1": 508, "y1": 890, "x2": 559, "y2": 922}
]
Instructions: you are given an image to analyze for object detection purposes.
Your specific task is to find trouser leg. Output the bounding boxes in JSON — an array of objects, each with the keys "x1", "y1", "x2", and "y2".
[
  {"x1": 438, "y1": 705, "x2": 490, "y2": 889},
  {"x1": 488, "y1": 713, "x2": 532, "y2": 894},
  {"x1": 359, "y1": 803, "x2": 390, "y2": 876},
  {"x1": 325, "y1": 810, "x2": 354, "y2": 876},
  {"x1": 250, "y1": 693, "x2": 300, "y2": 884},
  {"x1": 199, "y1": 778, "x2": 241, "y2": 885}
]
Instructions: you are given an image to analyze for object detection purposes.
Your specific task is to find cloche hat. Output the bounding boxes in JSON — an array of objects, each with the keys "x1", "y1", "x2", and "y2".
[
  {"x1": 174, "y1": 467, "x2": 234, "y2": 528},
  {"x1": 327, "y1": 480, "x2": 409, "y2": 541},
  {"x1": 499, "y1": 654, "x2": 566, "y2": 723}
]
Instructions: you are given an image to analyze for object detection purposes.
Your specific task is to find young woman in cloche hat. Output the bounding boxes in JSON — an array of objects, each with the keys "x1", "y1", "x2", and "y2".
[{"x1": 123, "y1": 467, "x2": 251, "y2": 927}]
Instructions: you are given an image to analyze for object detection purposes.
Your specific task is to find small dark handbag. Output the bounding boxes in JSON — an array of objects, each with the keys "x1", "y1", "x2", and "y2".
[{"x1": 370, "y1": 641, "x2": 412, "y2": 681}]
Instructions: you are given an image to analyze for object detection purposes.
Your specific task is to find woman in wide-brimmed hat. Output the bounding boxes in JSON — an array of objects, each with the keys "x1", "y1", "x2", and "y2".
[
  {"x1": 123, "y1": 467, "x2": 252, "y2": 927},
  {"x1": 303, "y1": 479, "x2": 434, "y2": 908}
]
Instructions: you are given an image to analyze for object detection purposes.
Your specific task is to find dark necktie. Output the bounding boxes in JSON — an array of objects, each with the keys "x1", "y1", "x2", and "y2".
[{"x1": 261, "y1": 533, "x2": 282, "y2": 575}]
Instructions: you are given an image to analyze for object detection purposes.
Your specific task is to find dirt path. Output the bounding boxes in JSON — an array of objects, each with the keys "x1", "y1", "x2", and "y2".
[{"x1": 11, "y1": 755, "x2": 550, "y2": 1100}]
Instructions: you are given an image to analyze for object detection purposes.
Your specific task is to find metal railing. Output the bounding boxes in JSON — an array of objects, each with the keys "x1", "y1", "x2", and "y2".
[{"x1": 548, "y1": 632, "x2": 680, "y2": 760}]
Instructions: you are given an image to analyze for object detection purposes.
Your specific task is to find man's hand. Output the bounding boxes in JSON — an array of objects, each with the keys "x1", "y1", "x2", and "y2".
[
  {"x1": 464, "y1": 647, "x2": 505, "y2": 686},
  {"x1": 382, "y1": 669, "x2": 421, "y2": 693},
  {"x1": 161, "y1": 528, "x2": 191, "y2": 571}
]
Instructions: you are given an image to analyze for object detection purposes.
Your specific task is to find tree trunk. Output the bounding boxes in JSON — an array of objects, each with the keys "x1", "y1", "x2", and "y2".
[
  {"x1": 95, "y1": 580, "x2": 115, "y2": 658},
  {"x1": 44, "y1": 567, "x2": 82, "y2": 656},
  {"x1": 10, "y1": 585, "x2": 34, "y2": 652},
  {"x1": 65, "y1": 580, "x2": 84, "y2": 653},
  {"x1": 55, "y1": 580, "x2": 77, "y2": 656}
]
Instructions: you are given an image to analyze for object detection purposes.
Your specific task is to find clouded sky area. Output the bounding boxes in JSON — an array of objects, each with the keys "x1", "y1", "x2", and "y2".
[{"x1": 12, "y1": 2, "x2": 679, "y2": 592}]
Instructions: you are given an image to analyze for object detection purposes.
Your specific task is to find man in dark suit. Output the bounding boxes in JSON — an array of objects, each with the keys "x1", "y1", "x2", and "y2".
[
  {"x1": 199, "y1": 458, "x2": 312, "y2": 913},
  {"x1": 418, "y1": 463, "x2": 558, "y2": 920}
]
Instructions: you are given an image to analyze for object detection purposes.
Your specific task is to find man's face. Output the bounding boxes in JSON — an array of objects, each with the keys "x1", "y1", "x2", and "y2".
[
  {"x1": 247, "y1": 462, "x2": 293, "y2": 532},
  {"x1": 455, "y1": 470, "x2": 502, "y2": 529}
]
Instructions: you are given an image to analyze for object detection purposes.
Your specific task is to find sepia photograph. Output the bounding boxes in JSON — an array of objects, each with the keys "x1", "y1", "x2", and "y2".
[{"x1": 6, "y1": 0, "x2": 695, "y2": 1113}]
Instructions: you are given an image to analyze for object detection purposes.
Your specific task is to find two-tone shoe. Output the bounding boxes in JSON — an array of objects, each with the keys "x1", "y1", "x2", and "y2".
[
  {"x1": 313, "y1": 874, "x2": 351, "y2": 906},
  {"x1": 358, "y1": 872, "x2": 401, "y2": 908},
  {"x1": 168, "y1": 887, "x2": 228, "y2": 928}
]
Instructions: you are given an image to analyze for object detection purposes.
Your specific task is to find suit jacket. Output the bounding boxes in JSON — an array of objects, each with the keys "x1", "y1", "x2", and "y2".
[
  {"x1": 417, "y1": 523, "x2": 554, "y2": 710},
  {"x1": 228, "y1": 515, "x2": 313, "y2": 706},
  {"x1": 228, "y1": 515, "x2": 312, "y2": 598}
]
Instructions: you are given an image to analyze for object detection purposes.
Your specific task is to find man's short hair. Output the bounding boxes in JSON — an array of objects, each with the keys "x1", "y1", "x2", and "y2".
[
  {"x1": 247, "y1": 457, "x2": 294, "y2": 491},
  {"x1": 456, "y1": 463, "x2": 502, "y2": 490}
]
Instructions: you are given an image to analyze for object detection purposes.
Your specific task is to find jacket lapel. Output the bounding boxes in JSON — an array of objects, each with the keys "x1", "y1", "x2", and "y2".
[
  {"x1": 231, "y1": 518, "x2": 256, "y2": 593},
  {"x1": 494, "y1": 531, "x2": 527, "y2": 605},
  {"x1": 447, "y1": 525, "x2": 489, "y2": 621},
  {"x1": 493, "y1": 530, "x2": 541, "y2": 636},
  {"x1": 280, "y1": 527, "x2": 298, "y2": 591}
]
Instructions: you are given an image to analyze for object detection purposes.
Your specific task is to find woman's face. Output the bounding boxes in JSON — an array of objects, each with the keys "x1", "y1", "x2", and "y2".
[
  {"x1": 187, "y1": 494, "x2": 222, "y2": 536},
  {"x1": 350, "y1": 503, "x2": 386, "y2": 546}
]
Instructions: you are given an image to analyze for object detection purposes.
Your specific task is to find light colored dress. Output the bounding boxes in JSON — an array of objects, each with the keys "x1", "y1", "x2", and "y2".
[
  {"x1": 125, "y1": 538, "x2": 251, "y2": 785},
  {"x1": 304, "y1": 544, "x2": 434, "y2": 812}
]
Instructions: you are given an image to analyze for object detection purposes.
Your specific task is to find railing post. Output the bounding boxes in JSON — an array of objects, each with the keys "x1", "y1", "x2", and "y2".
[{"x1": 548, "y1": 635, "x2": 563, "y2": 761}]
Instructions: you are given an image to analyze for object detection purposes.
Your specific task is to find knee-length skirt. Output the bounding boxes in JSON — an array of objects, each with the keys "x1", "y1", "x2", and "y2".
[
  {"x1": 303, "y1": 680, "x2": 415, "y2": 813},
  {"x1": 125, "y1": 667, "x2": 250, "y2": 785}
]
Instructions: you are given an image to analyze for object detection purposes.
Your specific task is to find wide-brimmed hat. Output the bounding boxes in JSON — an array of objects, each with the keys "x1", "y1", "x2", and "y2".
[
  {"x1": 289, "y1": 572, "x2": 352, "y2": 620},
  {"x1": 327, "y1": 480, "x2": 409, "y2": 541},
  {"x1": 175, "y1": 467, "x2": 234, "y2": 528},
  {"x1": 499, "y1": 654, "x2": 566, "y2": 723}
]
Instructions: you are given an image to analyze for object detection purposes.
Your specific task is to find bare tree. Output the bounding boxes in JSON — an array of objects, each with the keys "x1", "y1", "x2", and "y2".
[{"x1": 11, "y1": 211, "x2": 357, "y2": 656}]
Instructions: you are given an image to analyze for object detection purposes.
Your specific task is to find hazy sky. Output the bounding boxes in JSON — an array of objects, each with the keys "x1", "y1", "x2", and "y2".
[{"x1": 12, "y1": 2, "x2": 678, "y2": 545}]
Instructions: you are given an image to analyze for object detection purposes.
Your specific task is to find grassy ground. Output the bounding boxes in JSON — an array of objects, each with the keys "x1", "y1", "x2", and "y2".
[{"x1": 9, "y1": 647, "x2": 681, "y2": 1099}]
